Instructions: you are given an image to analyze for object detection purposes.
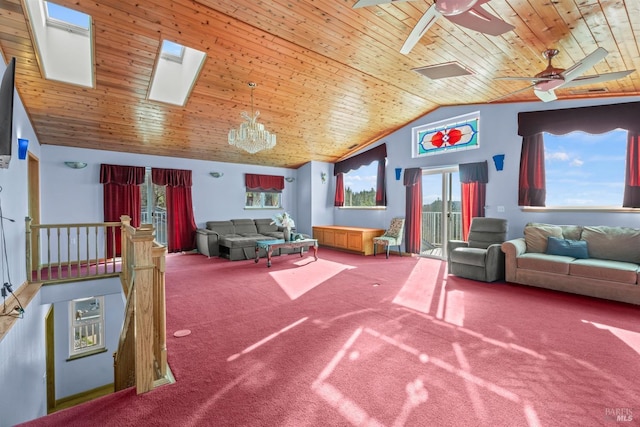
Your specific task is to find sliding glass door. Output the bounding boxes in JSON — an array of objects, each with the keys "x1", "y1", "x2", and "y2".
[
  {"x1": 421, "y1": 167, "x2": 462, "y2": 258},
  {"x1": 141, "y1": 168, "x2": 167, "y2": 246}
]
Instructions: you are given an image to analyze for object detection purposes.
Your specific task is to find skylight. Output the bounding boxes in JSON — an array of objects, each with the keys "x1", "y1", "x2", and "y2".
[
  {"x1": 148, "y1": 39, "x2": 206, "y2": 107},
  {"x1": 25, "y1": 0, "x2": 94, "y2": 87},
  {"x1": 160, "y1": 40, "x2": 185, "y2": 64},
  {"x1": 45, "y1": 1, "x2": 90, "y2": 34}
]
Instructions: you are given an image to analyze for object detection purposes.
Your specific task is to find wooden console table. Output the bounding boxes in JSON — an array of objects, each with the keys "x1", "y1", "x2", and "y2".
[{"x1": 312, "y1": 226, "x2": 384, "y2": 256}]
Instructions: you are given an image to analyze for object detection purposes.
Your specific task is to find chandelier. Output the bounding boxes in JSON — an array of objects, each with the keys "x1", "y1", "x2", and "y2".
[{"x1": 228, "y1": 82, "x2": 276, "y2": 154}]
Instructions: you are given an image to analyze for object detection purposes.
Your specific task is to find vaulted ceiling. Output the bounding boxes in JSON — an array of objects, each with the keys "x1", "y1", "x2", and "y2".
[{"x1": 0, "y1": 0, "x2": 639, "y2": 168}]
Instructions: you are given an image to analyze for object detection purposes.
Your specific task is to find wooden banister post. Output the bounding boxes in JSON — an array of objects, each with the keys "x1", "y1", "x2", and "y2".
[
  {"x1": 152, "y1": 244, "x2": 167, "y2": 378},
  {"x1": 129, "y1": 223, "x2": 156, "y2": 394},
  {"x1": 25, "y1": 217, "x2": 32, "y2": 282},
  {"x1": 120, "y1": 215, "x2": 131, "y2": 294}
]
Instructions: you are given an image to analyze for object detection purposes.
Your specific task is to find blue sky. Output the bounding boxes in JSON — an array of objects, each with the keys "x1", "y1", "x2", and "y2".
[
  {"x1": 544, "y1": 129, "x2": 626, "y2": 206},
  {"x1": 46, "y1": 2, "x2": 90, "y2": 28},
  {"x1": 343, "y1": 162, "x2": 378, "y2": 192}
]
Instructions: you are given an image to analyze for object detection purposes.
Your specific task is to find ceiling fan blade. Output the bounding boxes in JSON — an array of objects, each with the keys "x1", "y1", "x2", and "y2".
[
  {"x1": 400, "y1": 5, "x2": 441, "y2": 54},
  {"x1": 446, "y1": 5, "x2": 514, "y2": 36},
  {"x1": 560, "y1": 47, "x2": 609, "y2": 83},
  {"x1": 534, "y1": 89, "x2": 558, "y2": 102},
  {"x1": 560, "y1": 70, "x2": 635, "y2": 88},
  {"x1": 494, "y1": 76, "x2": 555, "y2": 82},
  {"x1": 352, "y1": 0, "x2": 413, "y2": 8}
]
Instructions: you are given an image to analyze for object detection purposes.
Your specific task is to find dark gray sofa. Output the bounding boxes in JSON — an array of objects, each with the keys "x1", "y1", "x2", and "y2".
[{"x1": 196, "y1": 218, "x2": 295, "y2": 261}]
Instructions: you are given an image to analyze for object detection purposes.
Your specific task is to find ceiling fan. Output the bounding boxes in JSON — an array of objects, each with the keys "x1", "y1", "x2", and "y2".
[
  {"x1": 494, "y1": 47, "x2": 635, "y2": 102},
  {"x1": 353, "y1": 0, "x2": 514, "y2": 54}
]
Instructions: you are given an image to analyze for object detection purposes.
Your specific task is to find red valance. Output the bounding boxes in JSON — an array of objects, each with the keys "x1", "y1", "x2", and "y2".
[
  {"x1": 152, "y1": 168, "x2": 192, "y2": 187},
  {"x1": 99, "y1": 164, "x2": 145, "y2": 185},
  {"x1": 403, "y1": 168, "x2": 422, "y2": 187},
  {"x1": 459, "y1": 161, "x2": 488, "y2": 183},
  {"x1": 518, "y1": 101, "x2": 640, "y2": 136},
  {"x1": 245, "y1": 174, "x2": 284, "y2": 191},
  {"x1": 334, "y1": 143, "x2": 387, "y2": 175}
]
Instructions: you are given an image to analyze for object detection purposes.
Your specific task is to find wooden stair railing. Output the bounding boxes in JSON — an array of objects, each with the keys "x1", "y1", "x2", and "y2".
[
  {"x1": 25, "y1": 215, "x2": 168, "y2": 394},
  {"x1": 25, "y1": 217, "x2": 122, "y2": 283},
  {"x1": 114, "y1": 215, "x2": 168, "y2": 394}
]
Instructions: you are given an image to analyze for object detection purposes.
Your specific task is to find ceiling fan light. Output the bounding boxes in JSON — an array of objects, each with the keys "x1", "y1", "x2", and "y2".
[
  {"x1": 435, "y1": 0, "x2": 480, "y2": 16},
  {"x1": 534, "y1": 79, "x2": 565, "y2": 92}
]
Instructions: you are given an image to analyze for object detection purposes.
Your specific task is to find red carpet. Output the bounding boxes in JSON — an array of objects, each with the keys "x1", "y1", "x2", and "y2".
[{"x1": 21, "y1": 249, "x2": 640, "y2": 426}]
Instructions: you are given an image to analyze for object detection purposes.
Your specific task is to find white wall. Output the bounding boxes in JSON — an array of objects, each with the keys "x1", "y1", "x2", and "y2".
[
  {"x1": 40, "y1": 277, "x2": 124, "y2": 398},
  {"x1": 0, "y1": 57, "x2": 48, "y2": 427},
  {"x1": 0, "y1": 293, "x2": 49, "y2": 427},
  {"x1": 40, "y1": 145, "x2": 299, "y2": 228}
]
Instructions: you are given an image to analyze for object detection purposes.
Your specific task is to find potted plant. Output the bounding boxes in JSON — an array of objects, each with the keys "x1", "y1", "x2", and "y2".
[{"x1": 271, "y1": 212, "x2": 295, "y2": 241}]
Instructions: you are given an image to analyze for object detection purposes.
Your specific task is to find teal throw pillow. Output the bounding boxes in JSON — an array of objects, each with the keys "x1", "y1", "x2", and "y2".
[{"x1": 546, "y1": 236, "x2": 589, "y2": 259}]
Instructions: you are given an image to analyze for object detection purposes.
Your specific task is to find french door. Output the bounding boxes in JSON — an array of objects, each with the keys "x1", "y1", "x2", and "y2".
[
  {"x1": 141, "y1": 168, "x2": 168, "y2": 245},
  {"x1": 421, "y1": 167, "x2": 462, "y2": 259}
]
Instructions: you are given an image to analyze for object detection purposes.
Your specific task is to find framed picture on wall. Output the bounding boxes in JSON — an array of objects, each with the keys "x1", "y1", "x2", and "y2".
[{"x1": 412, "y1": 111, "x2": 480, "y2": 157}]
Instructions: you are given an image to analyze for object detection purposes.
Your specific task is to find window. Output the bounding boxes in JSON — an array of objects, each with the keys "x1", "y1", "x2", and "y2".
[
  {"x1": 160, "y1": 40, "x2": 185, "y2": 63},
  {"x1": 148, "y1": 39, "x2": 206, "y2": 106},
  {"x1": 141, "y1": 168, "x2": 167, "y2": 246},
  {"x1": 544, "y1": 129, "x2": 626, "y2": 207},
  {"x1": 25, "y1": 0, "x2": 94, "y2": 87},
  {"x1": 45, "y1": 1, "x2": 91, "y2": 34},
  {"x1": 244, "y1": 174, "x2": 284, "y2": 209},
  {"x1": 412, "y1": 111, "x2": 480, "y2": 158},
  {"x1": 343, "y1": 162, "x2": 378, "y2": 207},
  {"x1": 245, "y1": 191, "x2": 282, "y2": 209},
  {"x1": 334, "y1": 143, "x2": 387, "y2": 207},
  {"x1": 70, "y1": 296, "x2": 105, "y2": 357}
]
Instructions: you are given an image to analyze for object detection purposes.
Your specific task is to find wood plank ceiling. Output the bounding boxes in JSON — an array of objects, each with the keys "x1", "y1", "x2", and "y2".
[{"x1": 0, "y1": 0, "x2": 638, "y2": 168}]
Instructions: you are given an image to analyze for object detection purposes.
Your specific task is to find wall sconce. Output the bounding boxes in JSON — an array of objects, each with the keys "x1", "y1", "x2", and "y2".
[
  {"x1": 17, "y1": 138, "x2": 28, "y2": 160},
  {"x1": 64, "y1": 161, "x2": 88, "y2": 169},
  {"x1": 321, "y1": 172, "x2": 327, "y2": 183},
  {"x1": 285, "y1": 177, "x2": 295, "y2": 182},
  {"x1": 492, "y1": 154, "x2": 505, "y2": 171},
  {"x1": 210, "y1": 172, "x2": 224, "y2": 178},
  {"x1": 395, "y1": 167, "x2": 402, "y2": 181}
]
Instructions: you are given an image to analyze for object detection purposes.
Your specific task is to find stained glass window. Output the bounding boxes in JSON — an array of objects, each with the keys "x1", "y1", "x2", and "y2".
[{"x1": 412, "y1": 111, "x2": 480, "y2": 157}]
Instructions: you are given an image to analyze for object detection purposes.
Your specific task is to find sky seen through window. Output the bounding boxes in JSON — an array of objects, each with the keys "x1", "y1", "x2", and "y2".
[{"x1": 544, "y1": 129, "x2": 626, "y2": 206}]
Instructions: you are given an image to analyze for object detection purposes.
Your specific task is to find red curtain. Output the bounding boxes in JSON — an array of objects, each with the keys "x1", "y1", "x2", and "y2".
[
  {"x1": 459, "y1": 162, "x2": 488, "y2": 241},
  {"x1": 376, "y1": 160, "x2": 386, "y2": 206},
  {"x1": 334, "y1": 173, "x2": 345, "y2": 206},
  {"x1": 152, "y1": 168, "x2": 197, "y2": 253},
  {"x1": 100, "y1": 164, "x2": 145, "y2": 258},
  {"x1": 461, "y1": 182, "x2": 486, "y2": 241},
  {"x1": 245, "y1": 174, "x2": 284, "y2": 191},
  {"x1": 623, "y1": 131, "x2": 640, "y2": 208},
  {"x1": 403, "y1": 168, "x2": 422, "y2": 253},
  {"x1": 518, "y1": 133, "x2": 546, "y2": 206}
]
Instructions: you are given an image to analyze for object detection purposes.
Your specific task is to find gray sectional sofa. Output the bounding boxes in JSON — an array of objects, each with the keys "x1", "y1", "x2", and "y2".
[
  {"x1": 501, "y1": 223, "x2": 640, "y2": 305},
  {"x1": 196, "y1": 218, "x2": 295, "y2": 261}
]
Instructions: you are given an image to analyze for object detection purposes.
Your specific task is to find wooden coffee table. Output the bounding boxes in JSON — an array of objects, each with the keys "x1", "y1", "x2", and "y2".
[{"x1": 255, "y1": 238, "x2": 319, "y2": 267}]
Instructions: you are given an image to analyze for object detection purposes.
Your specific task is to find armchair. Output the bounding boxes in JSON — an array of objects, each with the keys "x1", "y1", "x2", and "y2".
[
  {"x1": 373, "y1": 217, "x2": 405, "y2": 259},
  {"x1": 448, "y1": 217, "x2": 508, "y2": 282}
]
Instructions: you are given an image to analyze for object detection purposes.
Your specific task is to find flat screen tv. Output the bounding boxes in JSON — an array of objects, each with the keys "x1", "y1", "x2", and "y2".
[{"x1": 0, "y1": 57, "x2": 16, "y2": 169}]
